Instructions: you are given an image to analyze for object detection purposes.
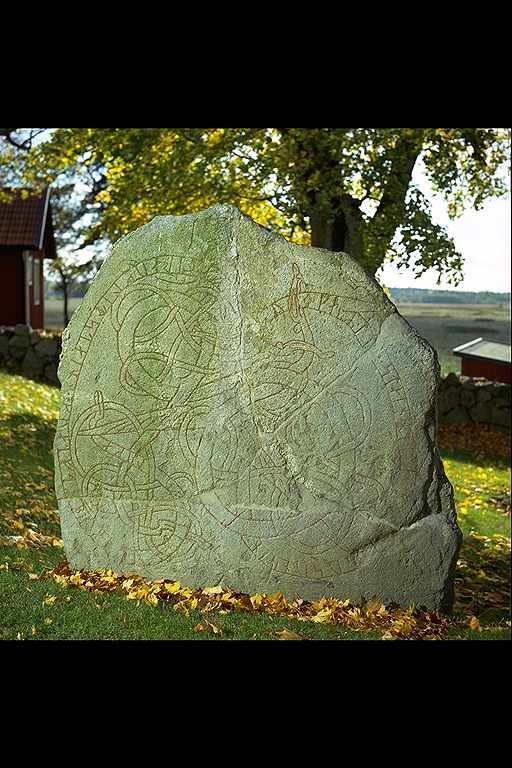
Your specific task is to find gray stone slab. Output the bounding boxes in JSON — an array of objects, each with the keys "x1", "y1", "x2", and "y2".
[
  {"x1": 8, "y1": 334, "x2": 30, "y2": 359},
  {"x1": 54, "y1": 204, "x2": 462, "y2": 611},
  {"x1": 35, "y1": 338, "x2": 58, "y2": 359},
  {"x1": 22, "y1": 348, "x2": 45, "y2": 377}
]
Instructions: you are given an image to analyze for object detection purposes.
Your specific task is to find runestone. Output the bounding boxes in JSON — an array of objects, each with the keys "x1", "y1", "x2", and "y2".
[{"x1": 54, "y1": 204, "x2": 462, "y2": 610}]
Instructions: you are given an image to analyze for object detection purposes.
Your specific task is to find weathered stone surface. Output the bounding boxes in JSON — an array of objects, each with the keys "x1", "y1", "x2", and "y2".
[
  {"x1": 15, "y1": 323, "x2": 30, "y2": 336},
  {"x1": 469, "y1": 401, "x2": 493, "y2": 423},
  {"x1": 0, "y1": 335, "x2": 9, "y2": 358},
  {"x1": 443, "y1": 372, "x2": 459, "y2": 388},
  {"x1": 438, "y1": 386, "x2": 460, "y2": 416},
  {"x1": 491, "y1": 406, "x2": 511, "y2": 429},
  {"x1": 477, "y1": 386, "x2": 493, "y2": 402},
  {"x1": 54, "y1": 205, "x2": 462, "y2": 611},
  {"x1": 460, "y1": 388, "x2": 476, "y2": 408},
  {"x1": 495, "y1": 390, "x2": 511, "y2": 407}
]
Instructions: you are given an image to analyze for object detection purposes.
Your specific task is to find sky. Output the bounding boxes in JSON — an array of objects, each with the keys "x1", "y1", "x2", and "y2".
[{"x1": 377, "y1": 164, "x2": 511, "y2": 293}]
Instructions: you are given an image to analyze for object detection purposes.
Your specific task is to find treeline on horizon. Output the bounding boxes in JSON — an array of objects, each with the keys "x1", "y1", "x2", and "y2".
[{"x1": 389, "y1": 287, "x2": 511, "y2": 305}]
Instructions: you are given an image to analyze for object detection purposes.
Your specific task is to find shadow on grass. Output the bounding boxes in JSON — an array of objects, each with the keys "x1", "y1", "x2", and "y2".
[
  {"x1": 454, "y1": 532, "x2": 510, "y2": 624},
  {"x1": 0, "y1": 413, "x2": 58, "y2": 537}
]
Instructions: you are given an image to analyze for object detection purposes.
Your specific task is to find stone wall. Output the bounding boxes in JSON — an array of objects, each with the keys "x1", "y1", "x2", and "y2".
[
  {"x1": 0, "y1": 324, "x2": 61, "y2": 385},
  {"x1": 1, "y1": 324, "x2": 510, "y2": 430},
  {"x1": 438, "y1": 372, "x2": 510, "y2": 429}
]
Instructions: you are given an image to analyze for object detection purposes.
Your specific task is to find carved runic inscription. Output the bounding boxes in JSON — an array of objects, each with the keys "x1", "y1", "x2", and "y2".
[{"x1": 54, "y1": 206, "x2": 461, "y2": 610}]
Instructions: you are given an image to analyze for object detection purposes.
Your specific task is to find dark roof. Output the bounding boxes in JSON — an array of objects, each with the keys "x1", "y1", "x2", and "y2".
[
  {"x1": 0, "y1": 187, "x2": 57, "y2": 259},
  {"x1": 453, "y1": 338, "x2": 511, "y2": 365}
]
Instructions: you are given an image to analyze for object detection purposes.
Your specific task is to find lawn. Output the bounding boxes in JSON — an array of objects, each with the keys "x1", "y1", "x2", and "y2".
[{"x1": 0, "y1": 370, "x2": 510, "y2": 641}]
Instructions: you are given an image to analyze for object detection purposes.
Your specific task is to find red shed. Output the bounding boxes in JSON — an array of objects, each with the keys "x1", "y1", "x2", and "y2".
[
  {"x1": 453, "y1": 338, "x2": 511, "y2": 384},
  {"x1": 0, "y1": 187, "x2": 57, "y2": 329}
]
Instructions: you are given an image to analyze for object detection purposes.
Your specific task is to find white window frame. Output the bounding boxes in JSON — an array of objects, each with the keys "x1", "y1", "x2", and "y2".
[
  {"x1": 33, "y1": 257, "x2": 41, "y2": 306},
  {"x1": 22, "y1": 250, "x2": 33, "y2": 326}
]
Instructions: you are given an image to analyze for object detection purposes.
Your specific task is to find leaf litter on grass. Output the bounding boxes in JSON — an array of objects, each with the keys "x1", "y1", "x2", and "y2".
[
  {"x1": 1, "y1": 373, "x2": 510, "y2": 640},
  {"x1": 439, "y1": 423, "x2": 511, "y2": 464},
  {"x1": 38, "y1": 559, "x2": 453, "y2": 640}
]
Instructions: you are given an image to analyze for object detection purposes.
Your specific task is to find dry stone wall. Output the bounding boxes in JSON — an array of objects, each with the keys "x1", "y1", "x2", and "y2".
[
  {"x1": 438, "y1": 373, "x2": 510, "y2": 429},
  {"x1": 0, "y1": 324, "x2": 61, "y2": 384}
]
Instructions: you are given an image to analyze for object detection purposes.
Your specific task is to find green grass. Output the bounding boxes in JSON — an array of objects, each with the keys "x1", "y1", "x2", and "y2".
[
  {"x1": 0, "y1": 369, "x2": 510, "y2": 641},
  {"x1": 0, "y1": 548, "x2": 378, "y2": 641},
  {"x1": 438, "y1": 357, "x2": 461, "y2": 377},
  {"x1": 0, "y1": 372, "x2": 60, "y2": 541},
  {"x1": 442, "y1": 453, "x2": 510, "y2": 539}
]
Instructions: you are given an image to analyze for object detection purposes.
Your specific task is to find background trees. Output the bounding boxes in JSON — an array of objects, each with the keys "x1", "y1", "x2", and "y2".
[{"x1": 1, "y1": 127, "x2": 509, "y2": 286}]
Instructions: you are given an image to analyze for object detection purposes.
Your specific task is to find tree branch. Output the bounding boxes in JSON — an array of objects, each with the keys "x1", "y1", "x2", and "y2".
[
  {"x1": 372, "y1": 130, "x2": 424, "y2": 227},
  {"x1": 0, "y1": 128, "x2": 45, "y2": 151}
]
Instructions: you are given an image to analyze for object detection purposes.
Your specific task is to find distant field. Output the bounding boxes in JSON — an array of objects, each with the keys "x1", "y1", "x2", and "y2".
[
  {"x1": 395, "y1": 303, "x2": 511, "y2": 375},
  {"x1": 44, "y1": 298, "x2": 511, "y2": 378},
  {"x1": 44, "y1": 298, "x2": 82, "y2": 330}
]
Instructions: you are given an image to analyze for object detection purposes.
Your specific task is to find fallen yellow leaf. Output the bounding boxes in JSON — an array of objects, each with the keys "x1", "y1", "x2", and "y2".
[
  {"x1": 193, "y1": 618, "x2": 223, "y2": 635},
  {"x1": 202, "y1": 585, "x2": 224, "y2": 596},
  {"x1": 311, "y1": 608, "x2": 333, "y2": 623},
  {"x1": 204, "y1": 618, "x2": 223, "y2": 635},
  {"x1": 276, "y1": 629, "x2": 307, "y2": 640},
  {"x1": 42, "y1": 594, "x2": 57, "y2": 606},
  {"x1": 164, "y1": 581, "x2": 181, "y2": 595}
]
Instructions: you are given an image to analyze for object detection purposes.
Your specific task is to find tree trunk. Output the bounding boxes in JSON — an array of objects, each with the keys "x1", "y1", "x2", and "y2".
[
  {"x1": 309, "y1": 210, "x2": 340, "y2": 251},
  {"x1": 309, "y1": 196, "x2": 365, "y2": 266},
  {"x1": 62, "y1": 278, "x2": 69, "y2": 327},
  {"x1": 291, "y1": 129, "x2": 424, "y2": 276}
]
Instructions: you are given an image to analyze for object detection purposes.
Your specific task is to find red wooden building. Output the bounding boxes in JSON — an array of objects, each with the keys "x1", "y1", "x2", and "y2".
[
  {"x1": 453, "y1": 338, "x2": 511, "y2": 384},
  {"x1": 0, "y1": 187, "x2": 57, "y2": 329}
]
